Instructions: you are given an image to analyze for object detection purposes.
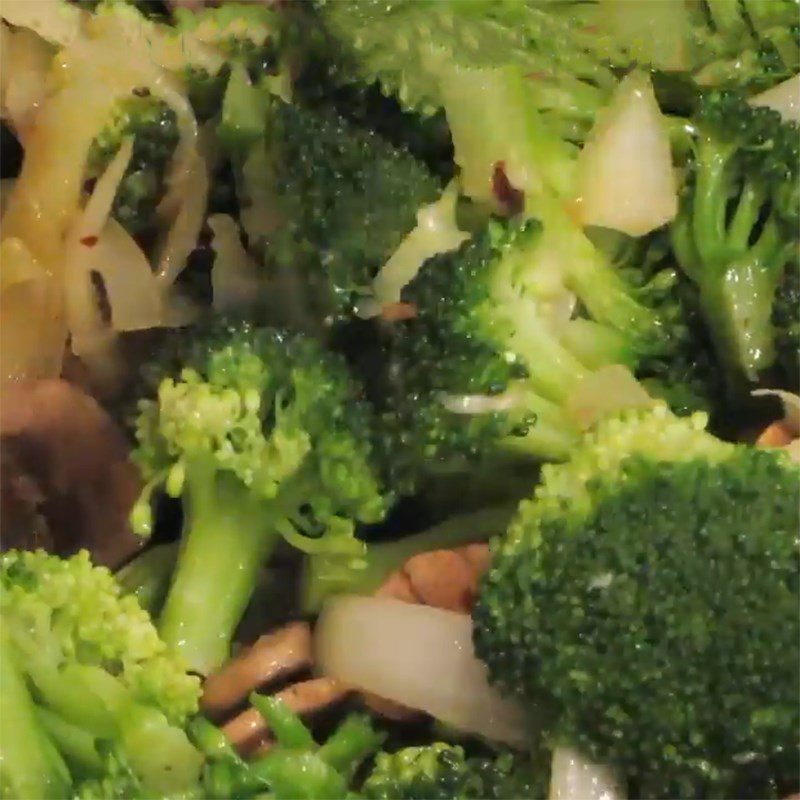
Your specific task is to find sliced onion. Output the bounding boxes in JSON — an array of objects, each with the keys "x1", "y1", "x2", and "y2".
[
  {"x1": 566, "y1": 365, "x2": 655, "y2": 431},
  {"x1": 315, "y1": 595, "x2": 529, "y2": 748},
  {"x1": 577, "y1": 71, "x2": 677, "y2": 236},
  {"x1": 372, "y1": 181, "x2": 468, "y2": 305},
  {"x1": 440, "y1": 390, "x2": 522, "y2": 415},
  {"x1": 0, "y1": 0, "x2": 85, "y2": 47},
  {"x1": 208, "y1": 214, "x2": 262, "y2": 313},
  {"x1": 752, "y1": 389, "x2": 800, "y2": 436},
  {"x1": 549, "y1": 747, "x2": 625, "y2": 800},
  {"x1": 750, "y1": 75, "x2": 800, "y2": 124},
  {"x1": 0, "y1": 25, "x2": 54, "y2": 142}
]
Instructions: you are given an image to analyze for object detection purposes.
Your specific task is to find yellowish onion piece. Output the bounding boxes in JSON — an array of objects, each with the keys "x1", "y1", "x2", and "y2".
[
  {"x1": 208, "y1": 214, "x2": 262, "y2": 313},
  {"x1": 372, "y1": 181, "x2": 469, "y2": 306},
  {"x1": 549, "y1": 747, "x2": 625, "y2": 800},
  {"x1": 315, "y1": 595, "x2": 529, "y2": 748},
  {"x1": 0, "y1": 238, "x2": 64, "y2": 385},
  {"x1": 576, "y1": 71, "x2": 677, "y2": 236},
  {"x1": 566, "y1": 365, "x2": 655, "y2": 431},
  {"x1": 0, "y1": 0, "x2": 85, "y2": 47},
  {"x1": 0, "y1": 24, "x2": 55, "y2": 142},
  {"x1": 750, "y1": 75, "x2": 800, "y2": 124}
]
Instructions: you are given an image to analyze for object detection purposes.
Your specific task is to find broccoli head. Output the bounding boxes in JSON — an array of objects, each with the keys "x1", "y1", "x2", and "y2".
[
  {"x1": 236, "y1": 98, "x2": 440, "y2": 323},
  {"x1": 362, "y1": 743, "x2": 546, "y2": 800},
  {"x1": 131, "y1": 320, "x2": 390, "y2": 673},
  {"x1": 671, "y1": 89, "x2": 799, "y2": 389},
  {"x1": 474, "y1": 404, "x2": 800, "y2": 798},
  {"x1": 0, "y1": 549, "x2": 203, "y2": 799},
  {"x1": 87, "y1": 92, "x2": 179, "y2": 237},
  {"x1": 369, "y1": 211, "x2": 699, "y2": 492}
]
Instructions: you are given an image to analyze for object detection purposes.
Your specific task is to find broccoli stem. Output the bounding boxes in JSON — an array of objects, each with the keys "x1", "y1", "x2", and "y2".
[
  {"x1": 302, "y1": 505, "x2": 515, "y2": 612},
  {"x1": 0, "y1": 638, "x2": 71, "y2": 800},
  {"x1": 158, "y1": 464, "x2": 280, "y2": 675}
]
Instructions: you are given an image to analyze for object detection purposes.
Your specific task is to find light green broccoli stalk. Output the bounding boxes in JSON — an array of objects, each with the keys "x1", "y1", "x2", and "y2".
[
  {"x1": 131, "y1": 321, "x2": 390, "y2": 674},
  {"x1": 0, "y1": 549, "x2": 203, "y2": 799}
]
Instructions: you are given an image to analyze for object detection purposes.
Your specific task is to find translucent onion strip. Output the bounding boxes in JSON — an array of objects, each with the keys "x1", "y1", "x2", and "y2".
[{"x1": 315, "y1": 595, "x2": 529, "y2": 747}]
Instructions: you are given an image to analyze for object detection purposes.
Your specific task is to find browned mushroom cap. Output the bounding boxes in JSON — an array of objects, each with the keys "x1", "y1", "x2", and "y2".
[
  {"x1": 0, "y1": 379, "x2": 141, "y2": 568},
  {"x1": 202, "y1": 622, "x2": 312, "y2": 717},
  {"x1": 222, "y1": 677, "x2": 349, "y2": 757}
]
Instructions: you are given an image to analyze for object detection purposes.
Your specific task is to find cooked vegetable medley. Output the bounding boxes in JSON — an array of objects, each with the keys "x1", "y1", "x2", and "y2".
[{"x1": 0, "y1": 1, "x2": 798, "y2": 798}]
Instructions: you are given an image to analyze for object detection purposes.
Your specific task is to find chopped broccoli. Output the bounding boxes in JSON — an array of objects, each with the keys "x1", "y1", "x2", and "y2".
[
  {"x1": 671, "y1": 90, "x2": 799, "y2": 388},
  {"x1": 130, "y1": 320, "x2": 390, "y2": 674},
  {"x1": 0, "y1": 549, "x2": 204, "y2": 799},
  {"x1": 87, "y1": 92, "x2": 179, "y2": 237},
  {"x1": 362, "y1": 743, "x2": 545, "y2": 800},
  {"x1": 688, "y1": 0, "x2": 800, "y2": 91},
  {"x1": 474, "y1": 404, "x2": 800, "y2": 798},
  {"x1": 235, "y1": 99, "x2": 440, "y2": 322},
  {"x1": 368, "y1": 209, "x2": 703, "y2": 487},
  {"x1": 173, "y1": 2, "x2": 283, "y2": 122}
]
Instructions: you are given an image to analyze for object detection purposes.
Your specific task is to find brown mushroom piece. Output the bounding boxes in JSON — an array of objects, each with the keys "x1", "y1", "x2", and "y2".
[
  {"x1": 223, "y1": 677, "x2": 350, "y2": 757},
  {"x1": 0, "y1": 378, "x2": 141, "y2": 567},
  {"x1": 202, "y1": 622, "x2": 313, "y2": 718}
]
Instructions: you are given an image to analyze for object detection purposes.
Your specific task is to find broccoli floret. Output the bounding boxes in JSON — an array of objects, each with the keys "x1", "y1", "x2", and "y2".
[
  {"x1": 130, "y1": 321, "x2": 390, "y2": 674},
  {"x1": 312, "y1": 0, "x2": 626, "y2": 132},
  {"x1": 87, "y1": 92, "x2": 179, "y2": 237},
  {"x1": 474, "y1": 404, "x2": 800, "y2": 798},
  {"x1": 0, "y1": 549, "x2": 204, "y2": 799},
  {"x1": 772, "y1": 254, "x2": 800, "y2": 389},
  {"x1": 237, "y1": 99, "x2": 440, "y2": 322},
  {"x1": 173, "y1": 3, "x2": 282, "y2": 122},
  {"x1": 671, "y1": 90, "x2": 799, "y2": 388},
  {"x1": 688, "y1": 0, "x2": 800, "y2": 91},
  {"x1": 369, "y1": 212, "x2": 688, "y2": 485},
  {"x1": 362, "y1": 743, "x2": 545, "y2": 800}
]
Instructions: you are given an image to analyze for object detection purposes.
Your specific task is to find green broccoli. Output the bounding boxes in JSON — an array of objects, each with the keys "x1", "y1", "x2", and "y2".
[
  {"x1": 670, "y1": 90, "x2": 799, "y2": 389},
  {"x1": 130, "y1": 320, "x2": 390, "y2": 674},
  {"x1": 172, "y1": 3, "x2": 283, "y2": 122},
  {"x1": 474, "y1": 403, "x2": 800, "y2": 798},
  {"x1": 234, "y1": 98, "x2": 440, "y2": 323},
  {"x1": 86, "y1": 92, "x2": 179, "y2": 237},
  {"x1": 0, "y1": 549, "x2": 204, "y2": 799},
  {"x1": 367, "y1": 211, "x2": 698, "y2": 486},
  {"x1": 688, "y1": 0, "x2": 799, "y2": 91},
  {"x1": 362, "y1": 743, "x2": 546, "y2": 800}
]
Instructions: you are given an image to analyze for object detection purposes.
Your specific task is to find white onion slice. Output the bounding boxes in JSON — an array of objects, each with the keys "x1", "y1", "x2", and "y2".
[
  {"x1": 0, "y1": 0, "x2": 85, "y2": 47},
  {"x1": 577, "y1": 71, "x2": 677, "y2": 236},
  {"x1": 208, "y1": 214, "x2": 262, "y2": 313},
  {"x1": 750, "y1": 75, "x2": 800, "y2": 124},
  {"x1": 549, "y1": 747, "x2": 625, "y2": 800},
  {"x1": 439, "y1": 390, "x2": 522, "y2": 415},
  {"x1": 372, "y1": 181, "x2": 468, "y2": 306},
  {"x1": 315, "y1": 595, "x2": 529, "y2": 748}
]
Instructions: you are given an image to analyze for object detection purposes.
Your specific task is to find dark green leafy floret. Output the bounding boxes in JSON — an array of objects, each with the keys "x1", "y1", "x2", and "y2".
[
  {"x1": 671, "y1": 89, "x2": 800, "y2": 388},
  {"x1": 131, "y1": 320, "x2": 390, "y2": 674},
  {"x1": 239, "y1": 99, "x2": 440, "y2": 320},
  {"x1": 87, "y1": 94, "x2": 179, "y2": 237},
  {"x1": 362, "y1": 743, "x2": 545, "y2": 800},
  {"x1": 474, "y1": 406, "x2": 800, "y2": 798}
]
